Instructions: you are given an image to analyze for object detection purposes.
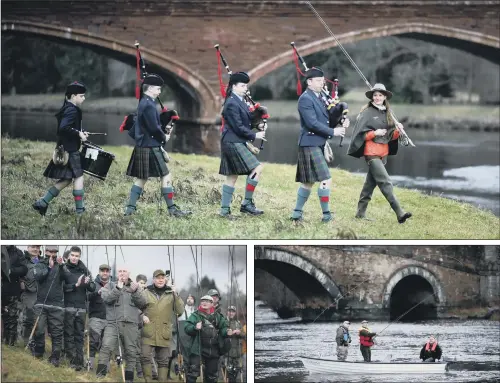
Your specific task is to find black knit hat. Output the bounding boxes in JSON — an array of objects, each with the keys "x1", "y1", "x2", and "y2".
[
  {"x1": 143, "y1": 74, "x2": 164, "y2": 86},
  {"x1": 229, "y1": 71, "x2": 250, "y2": 85},
  {"x1": 305, "y1": 67, "x2": 324, "y2": 79},
  {"x1": 65, "y1": 81, "x2": 86, "y2": 96}
]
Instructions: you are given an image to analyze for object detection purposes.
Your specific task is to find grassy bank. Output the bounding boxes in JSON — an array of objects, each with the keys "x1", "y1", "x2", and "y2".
[
  {"x1": 1, "y1": 343, "x2": 124, "y2": 382},
  {"x1": 2, "y1": 138, "x2": 498, "y2": 239}
]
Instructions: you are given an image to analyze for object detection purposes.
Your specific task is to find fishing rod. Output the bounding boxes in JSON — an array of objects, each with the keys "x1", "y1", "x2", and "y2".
[
  {"x1": 168, "y1": 246, "x2": 186, "y2": 383},
  {"x1": 190, "y1": 245, "x2": 204, "y2": 383},
  {"x1": 109, "y1": 245, "x2": 125, "y2": 382},
  {"x1": 304, "y1": 1, "x2": 415, "y2": 147},
  {"x1": 311, "y1": 275, "x2": 373, "y2": 323},
  {"x1": 229, "y1": 245, "x2": 245, "y2": 383}
]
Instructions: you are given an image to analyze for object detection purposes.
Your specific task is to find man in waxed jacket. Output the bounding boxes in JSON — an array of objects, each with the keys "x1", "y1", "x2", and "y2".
[
  {"x1": 184, "y1": 295, "x2": 230, "y2": 383},
  {"x1": 96, "y1": 264, "x2": 147, "y2": 382},
  {"x1": 139, "y1": 269, "x2": 184, "y2": 381}
]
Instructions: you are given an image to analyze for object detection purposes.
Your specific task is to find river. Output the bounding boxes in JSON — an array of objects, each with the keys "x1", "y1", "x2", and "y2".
[
  {"x1": 255, "y1": 301, "x2": 500, "y2": 382},
  {"x1": 2, "y1": 110, "x2": 499, "y2": 216}
]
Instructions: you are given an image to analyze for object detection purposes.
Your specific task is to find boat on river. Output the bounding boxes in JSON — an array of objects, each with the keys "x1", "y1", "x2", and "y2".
[{"x1": 300, "y1": 355, "x2": 448, "y2": 375}]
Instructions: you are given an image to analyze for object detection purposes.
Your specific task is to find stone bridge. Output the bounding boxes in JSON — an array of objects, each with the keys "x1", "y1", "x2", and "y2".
[
  {"x1": 2, "y1": 1, "x2": 499, "y2": 153},
  {"x1": 255, "y1": 245, "x2": 500, "y2": 321}
]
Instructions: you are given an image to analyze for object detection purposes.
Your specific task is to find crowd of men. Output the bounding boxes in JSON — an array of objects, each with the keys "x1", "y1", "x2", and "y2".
[{"x1": 1, "y1": 245, "x2": 247, "y2": 383}]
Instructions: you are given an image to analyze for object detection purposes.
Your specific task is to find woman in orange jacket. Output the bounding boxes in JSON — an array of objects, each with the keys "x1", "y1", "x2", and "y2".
[{"x1": 347, "y1": 83, "x2": 412, "y2": 223}]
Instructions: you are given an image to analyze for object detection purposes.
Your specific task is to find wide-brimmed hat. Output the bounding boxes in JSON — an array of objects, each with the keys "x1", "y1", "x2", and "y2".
[{"x1": 365, "y1": 83, "x2": 392, "y2": 100}]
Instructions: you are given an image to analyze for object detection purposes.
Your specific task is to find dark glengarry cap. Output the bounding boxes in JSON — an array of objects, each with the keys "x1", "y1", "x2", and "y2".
[
  {"x1": 143, "y1": 74, "x2": 164, "y2": 86},
  {"x1": 66, "y1": 81, "x2": 87, "y2": 95},
  {"x1": 99, "y1": 264, "x2": 111, "y2": 271},
  {"x1": 229, "y1": 71, "x2": 250, "y2": 85},
  {"x1": 305, "y1": 67, "x2": 324, "y2": 79}
]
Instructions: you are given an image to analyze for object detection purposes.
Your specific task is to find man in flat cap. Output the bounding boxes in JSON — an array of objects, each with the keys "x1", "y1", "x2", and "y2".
[
  {"x1": 125, "y1": 73, "x2": 191, "y2": 218},
  {"x1": 219, "y1": 71, "x2": 267, "y2": 219},
  {"x1": 290, "y1": 67, "x2": 347, "y2": 223},
  {"x1": 87, "y1": 263, "x2": 112, "y2": 371},
  {"x1": 358, "y1": 319, "x2": 377, "y2": 362},
  {"x1": 184, "y1": 295, "x2": 230, "y2": 383},
  {"x1": 139, "y1": 269, "x2": 184, "y2": 382},
  {"x1": 335, "y1": 320, "x2": 352, "y2": 361},
  {"x1": 33, "y1": 81, "x2": 89, "y2": 216},
  {"x1": 96, "y1": 264, "x2": 146, "y2": 382}
]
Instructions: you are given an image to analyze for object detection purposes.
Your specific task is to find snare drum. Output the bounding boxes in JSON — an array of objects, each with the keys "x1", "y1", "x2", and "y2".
[{"x1": 80, "y1": 141, "x2": 115, "y2": 180}]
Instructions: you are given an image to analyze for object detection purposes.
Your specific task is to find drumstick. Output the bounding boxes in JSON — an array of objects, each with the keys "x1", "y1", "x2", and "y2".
[{"x1": 85, "y1": 132, "x2": 107, "y2": 136}]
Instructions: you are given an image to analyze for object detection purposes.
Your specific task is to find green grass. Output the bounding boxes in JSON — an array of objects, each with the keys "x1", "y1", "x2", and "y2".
[
  {"x1": 1, "y1": 343, "x2": 125, "y2": 382},
  {"x1": 1, "y1": 137, "x2": 499, "y2": 239}
]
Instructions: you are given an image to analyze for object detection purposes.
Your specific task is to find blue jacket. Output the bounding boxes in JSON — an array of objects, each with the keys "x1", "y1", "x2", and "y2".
[
  {"x1": 297, "y1": 89, "x2": 334, "y2": 147},
  {"x1": 221, "y1": 93, "x2": 256, "y2": 144},
  {"x1": 130, "y1": 95, "x2": 166, "y2": 147},
  {"x1": 56, "y1": 101, "x2": 83, "y2": 153}
]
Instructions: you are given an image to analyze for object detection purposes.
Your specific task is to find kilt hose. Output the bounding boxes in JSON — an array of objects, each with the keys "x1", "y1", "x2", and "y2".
[
  {"x1": 43, "y1": 151, "x2": 83, "y2": 180},
  {"x1": 219, "y1": 142, "x2": 260, "y2": 176},
  {"x1": 295, "y1": 146, "x2": 331, "y2": 183},
  {"x1": 126, "y1": 146, "x2": 169, "y2": 179}
]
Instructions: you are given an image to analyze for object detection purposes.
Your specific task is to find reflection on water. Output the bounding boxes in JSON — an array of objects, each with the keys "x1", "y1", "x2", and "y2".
[
  {"x1": 255, "y1": 301, "x2": 500, "y2": 382},
  {"x1": 2, "y1": 111, "x2": 499, "y2": 215}
]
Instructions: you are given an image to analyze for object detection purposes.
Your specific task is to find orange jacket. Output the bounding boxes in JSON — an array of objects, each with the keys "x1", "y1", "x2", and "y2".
[{"x1": 364, "y1": 129, "x2": 400, "y2": 157}]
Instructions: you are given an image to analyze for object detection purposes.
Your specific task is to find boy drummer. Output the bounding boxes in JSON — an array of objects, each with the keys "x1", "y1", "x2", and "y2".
[{"x1": 33, "y1": 81, "x2": 88, "y2": 216}]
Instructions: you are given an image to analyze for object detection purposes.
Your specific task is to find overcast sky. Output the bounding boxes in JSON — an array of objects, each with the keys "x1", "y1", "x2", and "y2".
[{"x1": 16, "y1": 245, "x2": 246, "y2": 294}]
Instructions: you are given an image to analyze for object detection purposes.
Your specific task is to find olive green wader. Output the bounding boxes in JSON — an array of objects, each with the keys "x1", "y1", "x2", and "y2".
[{"x1": 356, "y1": 156, "x2": 405, "y2": 219}]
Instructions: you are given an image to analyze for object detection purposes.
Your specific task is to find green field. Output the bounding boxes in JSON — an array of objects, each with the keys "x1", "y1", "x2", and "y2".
[{"x1": 2, "y1": 138, "x2": 498, "y2": 240}]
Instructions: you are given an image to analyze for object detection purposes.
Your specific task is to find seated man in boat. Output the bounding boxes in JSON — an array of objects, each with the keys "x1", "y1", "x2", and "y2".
[
  {"x1": 419, "y1": 335, "x2": 442, "y2": 362},
  {"x1": 335, "y1": 321, "x2": 352, "y2": 361},
  {"x1": 358, "y1": 320, "x2": 377, "y2": 362}
]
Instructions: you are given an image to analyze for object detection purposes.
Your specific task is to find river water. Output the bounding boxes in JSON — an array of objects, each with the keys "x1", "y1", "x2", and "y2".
[
  {"x1": 255, "y1": 301, "x2": 500, "y2": 382},
  {"x1": 2, "y1": 110, "x2": 499, "y2": 215}
]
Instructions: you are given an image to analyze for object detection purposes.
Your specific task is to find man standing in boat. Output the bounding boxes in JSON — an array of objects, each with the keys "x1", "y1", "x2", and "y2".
[
  {"x1": 419, "y1": 335, "x2": 442, "y2": 362},
  {"x1": 335, "y1": 320, "x2": 351, "y2": 361},
  {"x1": 358, "y1": 320, "x2": 377, "y2": 362}
]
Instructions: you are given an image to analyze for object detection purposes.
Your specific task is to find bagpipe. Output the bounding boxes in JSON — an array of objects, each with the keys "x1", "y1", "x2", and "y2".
[
  {"x1": 291, "y1": 42, "x2": 349, "y2": 148},
  {"x1": 215, "y1": 44, "x2": 269, "y2": 153},
  {"x1": 119, "y1": 42, "x2": 180, "y2": 136}
]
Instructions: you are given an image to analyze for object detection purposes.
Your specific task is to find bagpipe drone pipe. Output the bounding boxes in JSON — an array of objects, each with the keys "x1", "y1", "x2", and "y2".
[
  {"x1": 291, "y1": 42, "x2": 349, "y2": 147},
  {"x1": 215, "y1": 44, "x2": 269, "y2": 151},
  {"x1": 119, "y1": 42, "x2": 180, "y2": 136}
]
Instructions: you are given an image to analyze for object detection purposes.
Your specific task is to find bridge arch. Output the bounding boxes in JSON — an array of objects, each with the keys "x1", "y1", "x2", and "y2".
[
  {"x1": 255, "y1": 246, "x2": 342, "y2": 305},
  {"x1": 1, "y1": 20, "x2": 218, "y2": 122},
  {"x1": 382, "y1": 265, "x2": 446, "y2": 320},
  {"x1": 249, "y1": 22, "x2": 500, "y2": 82}
]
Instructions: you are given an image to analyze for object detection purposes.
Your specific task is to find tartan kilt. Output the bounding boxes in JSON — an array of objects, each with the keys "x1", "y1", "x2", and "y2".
[
  {"x1": 43, "y1": 151, "x2": 83, "y2": 180},
  {"x1": 126, "y1": 146, "x2": 169, "y2": 179},
  {"x1": 219, "y1": 142, "x2": 260, "y2": 176},
  {"x1": 295, "y1": 146, "x2": 331, "y2": 183}
]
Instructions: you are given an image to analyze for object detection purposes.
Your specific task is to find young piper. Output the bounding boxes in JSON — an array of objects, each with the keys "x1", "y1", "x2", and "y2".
[
  {"x1": 290, "y1": 67, "x2": 347, "y2": 222},
  {"x1": 124, "y1": 73, "x2": 191, "y2": 217},
  {"x1": 219, "y1": 71, "x2": 266, "y2": 219},
  {"x1": 33, "y1": 81, "x2": 89, "y2": 215}
]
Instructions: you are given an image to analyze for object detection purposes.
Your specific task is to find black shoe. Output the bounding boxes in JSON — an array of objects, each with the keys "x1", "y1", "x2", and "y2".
[
  {"x1": 322, "y1": 212, "x2": 333, "y2": 223},
  {"x1": 76, "y1": 207, "x2": 85, "y2": 215},
  {"x1": 398, "y1": 212, "x2": 412, "y2": 224},
  {"x1": 290, "y1": 209, "x2": 303, "y2": 222},
  {"x1": 168, "y1": 204, "x2": 192, "y2": 217},
  {"x1": 49, "y1": 358, "x2": 60, "y2": 367},
  {"x1": 124, "y1": 206, "x2": 136, "y2": 216},
  {"x1": 32, "y1": 200, "x2": 48, "y2": 216},
  {"x1": 219, "y1": 208, "x2": 238, "y2": 220},
  {"x1": 240, "y1": 200, "x2": 263, "y2": 215}
]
